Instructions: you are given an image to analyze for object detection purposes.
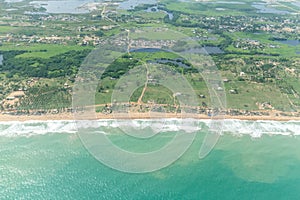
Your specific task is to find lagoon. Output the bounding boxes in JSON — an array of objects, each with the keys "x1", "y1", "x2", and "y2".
[
  {"x1": 277, "y1": 40, "x2": 300, "y2": 46},
  {"x1": 30, "y1": 0, "x2": 92, "y2": 14},
  {"x1": 252, "y1": 2, "x2": 290, "y2": 14},
  {"x1": 4, "y1": 0, "x2": 24, "y2": 2},
  {"x1": 292, "y1": 2, "x2": 300, "y2": 8}
]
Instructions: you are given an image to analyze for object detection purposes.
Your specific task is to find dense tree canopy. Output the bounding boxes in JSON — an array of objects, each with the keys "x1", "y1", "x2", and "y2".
[{"x1": 0, "y1": 49, "x2": 91, "y2": 78}]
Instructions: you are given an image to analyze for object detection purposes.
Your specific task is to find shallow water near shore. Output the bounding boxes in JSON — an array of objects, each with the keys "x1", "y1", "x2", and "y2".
[{"x1": 1, "y1": 120, "x2": 300, "y2": 199}]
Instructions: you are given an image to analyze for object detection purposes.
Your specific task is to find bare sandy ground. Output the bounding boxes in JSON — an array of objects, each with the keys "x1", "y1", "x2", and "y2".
[{"x1": 0, "y1": 112, "x2": 299, "y2": 122}]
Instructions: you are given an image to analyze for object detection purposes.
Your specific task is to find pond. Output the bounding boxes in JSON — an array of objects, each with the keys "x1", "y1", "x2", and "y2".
[
  {"x1": 145, "y1": 6, "x2": 174, "y2": 20},
  {"x1": 150, "y1": 59, "x2": 191, "y2": 69},
  {"x1": 277, "y1": 40, "x2": 300, "y2": 46},
  {"x1": 30, "y1": 0, "x2": 92, "y2": 14},
  {"x1": 118, "y1": 0, "x2": 157, "y2": 10},
  {"x1": 204, "y1": 46, "x2": 224, "y2": 54},
  {"x1": 252, "y1": 2, "x2": 290, "y2": 14},
  {"x1": 0, "y1": 54, "x2": 3, "y2": 66}
]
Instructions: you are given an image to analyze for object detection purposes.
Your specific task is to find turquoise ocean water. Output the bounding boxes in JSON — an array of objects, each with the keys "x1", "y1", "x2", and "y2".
[{"x1": 1, "y1": 119, "x2": 300, "y2": 199}]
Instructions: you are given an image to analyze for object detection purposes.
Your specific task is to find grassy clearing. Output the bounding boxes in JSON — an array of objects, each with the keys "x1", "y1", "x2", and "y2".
[
  {"x1": 226, "y1": 44, "x2": 298, "y2": 57},
  {"x1": 95, "y1": 78, "x2": 118, "y2": 105},
  {"x1": 0, "y1": 43, "x2": 91, "y2": 58},
  {"x1": 162, "y1": 0, "x2": 257, "y2": 16},
  {"x1": 130, "y1": 28, "x2": 186, "y2": 40},
  {"x1": 286, "y1": 77, "x2": 300, "y2": 108},
  {"x1": 137, "y1": 11, "x2": 167, "y2": 19},
  {"x1": 0, "y1": 25, "x2": 16, "y2": 33},
  {"x1": 226, "y1": 32, "x2": 299, "y2": 57},
  {"x1": 132, "y1": 51, "x2": 180, "y2": 61},
  {"x1": 224, "y1": 81, "x2": 292, "y2": 111},
  {"x1": 229, "y1": 32, "x2": 271, "y2": 43},
  {"x1": 134, "y1": 85, "x2": 175, "y2": 105}
]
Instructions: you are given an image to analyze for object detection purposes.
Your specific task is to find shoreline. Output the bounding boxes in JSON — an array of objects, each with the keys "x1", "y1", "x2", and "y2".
[{"x1": 0, "y1": 112, "x2": 299, "y2": 122}]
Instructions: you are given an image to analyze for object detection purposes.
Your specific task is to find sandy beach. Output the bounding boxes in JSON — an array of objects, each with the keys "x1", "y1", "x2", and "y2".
[{"x1": 0, "y1": 111, "x2": 299, "y2": 122}]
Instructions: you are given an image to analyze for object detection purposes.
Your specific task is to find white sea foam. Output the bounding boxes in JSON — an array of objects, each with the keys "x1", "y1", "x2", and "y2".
[
  {"x1": 0, "y1": 119, "x2": 299, "y2": 137},
  {"x1": 0, "y1": 120, "x2": 77, "y2": 137},
  {"x1": 219, "y1": 119, "x2": 300, "y2": 138}
]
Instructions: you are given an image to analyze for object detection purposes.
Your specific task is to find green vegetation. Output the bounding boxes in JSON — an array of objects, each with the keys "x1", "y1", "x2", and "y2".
[
  {"x1": 0, "y1": 49, "x2": 91, "y2": 78},
  {"x1": 0, "y1": 26, "x2": 16, "y2": 33},
  {"x1": 0, "y1": 0, "x2": 299, "y2": 115},
  {"x1": 0, "y1": 44, "x2": 91, "y2": 59},
  {"x1": 18, "y1": 84, "x2": 71, "y2": 111}
]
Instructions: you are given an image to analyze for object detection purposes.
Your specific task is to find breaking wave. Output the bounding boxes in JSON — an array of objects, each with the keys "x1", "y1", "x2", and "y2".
[
  {"x1": 220, "y1": 120, "x2": 300, "y2": 138},
  {"x1": 0, "y1": 119, "x2": 299, "y2": 138}
]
